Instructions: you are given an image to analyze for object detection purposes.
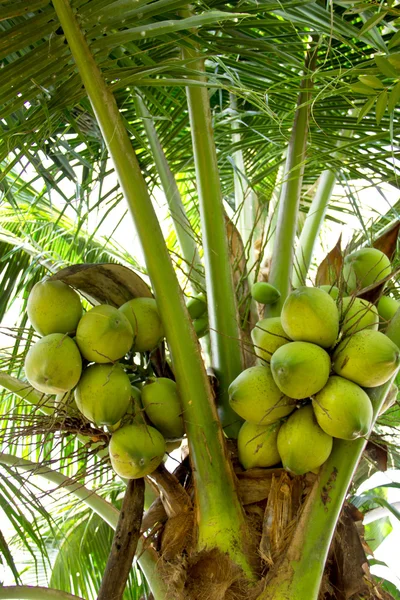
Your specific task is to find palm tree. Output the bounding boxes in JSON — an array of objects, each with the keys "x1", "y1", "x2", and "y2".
[{"x1": 0, "y1": 1, "x2": 399, "y2": 599}]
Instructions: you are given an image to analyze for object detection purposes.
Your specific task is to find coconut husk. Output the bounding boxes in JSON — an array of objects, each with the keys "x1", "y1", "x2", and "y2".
[
  {"x1": 147, "y1": 462, "x2": 192, "y2": 518},
  {"x1": 259, "y1": 472, "x2": 309, "y2": 568},
  {"x1": 160, "y1": 548, "x2": 264, "y2": 600},
  {"x1": 236, "y1": 472, "x2": 273, "y2": 505},
  {"x1": 141, "y1": 497, "x2": 168, "y2": 533},
  {"x1": 160, "y1": 511, "x2": 195, "y2": 560}
]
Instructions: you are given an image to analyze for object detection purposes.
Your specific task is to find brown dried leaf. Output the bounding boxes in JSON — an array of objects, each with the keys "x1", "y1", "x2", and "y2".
[
  {"x1": 365, "y1": 437, "x2": 388, "y2": 472},
  {"x1": 315, "y1": 235, "x2": 343, "y2": 286},
  {"x1": 357, "y1": 265, "x2": 400, "y2": 305},
  {"x1": 329, "y1": 507, "x2": 369, "y2": 600},
  {"x1": 51, "y1": 263, "x2": 151, "y2": 307},
  {"x1": 373, "y1": 220, "x2": 400, "y2": 260}
]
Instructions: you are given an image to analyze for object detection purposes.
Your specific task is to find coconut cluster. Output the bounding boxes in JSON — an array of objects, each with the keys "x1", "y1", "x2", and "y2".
[
  {"x1": 24, "y1": 279, "x2": 185, "y2": 479},
  {"x1": 231, "y1": 247, "x2": 400, "y2": 475}
]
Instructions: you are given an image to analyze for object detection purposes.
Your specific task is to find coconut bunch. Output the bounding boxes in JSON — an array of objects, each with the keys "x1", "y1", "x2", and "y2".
[
  {"x1": 231, "y1": 247, "x2": 400, "y2": 475},
  {"x1": 24, "y1": 279, "x2": 185, "y2": 479}
]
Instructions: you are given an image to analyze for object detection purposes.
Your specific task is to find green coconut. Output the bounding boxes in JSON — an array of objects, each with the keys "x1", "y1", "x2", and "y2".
[
  {"x1": 319, "y1": 285, "x2": 340, "y2": 300},
  {"x1": 25, "y1": 334, "x2": 82, "y2": 395},
  {"x1": 238, "y1": 421, "x2": 281, "y2": 469},
  {"x1": 377, "y1": 296, "x2": 400, "y2": 324},
  {"x1": 228, "y1": 365, "x2": 296, "y2": 425},
  {"x1": 251, "y1": 282, "x2": 281, "y2": 305},
  {"x1": 109, "y1": 423, "x2": 166, "y2": 479},
  {"x1": 281, "y1": 286, "x2": 339, "y2": 348},
  {"x1": 386, "y1": 307, "x2": 400, "y2": 348},
  {"x1": 186, "y1": 293, "x2": 207, "y2": 319},
  {"x1": 333, "y1": 329, "x2": 400, "y2": 387},
  {"x1": 277, "y1": 405, "x2": 333, "y2": 475},
  {"x1": 142, "y1": 377, "x2": 184, "y2": 439},
  {"x1": 76, "y1": 305, "x2": 133, "y2": 363},
  {"x1": 193, "y1": 314, "x2": 209, "y2": 338},
  {"x1": 74, "y1": 363, "x2": 131, "y2": 426},
  {"x1": 340, "y1": 297, "x2": 379, "y2": 335},
  {"x1": 379, "y1": 383, "x2": 398, "y2": 416},
  {"x1": 251, "y1": 318, "x2": 291, "y2": 363},
  {"x1": 119, "y1": 297, "x2": 164, "y2": 352},
  {"x1": 27, "y1": 280, "x2": 83, "y2": 336},
  {"x1": 270, "y1": 341, "x2": 331, "y2": 399},
  {"x1": 312, "y1": 376, "x2": 373, "y2": 440},
  {"x1": 343, "y1": 248, "x2": 391, "y2": 292}
]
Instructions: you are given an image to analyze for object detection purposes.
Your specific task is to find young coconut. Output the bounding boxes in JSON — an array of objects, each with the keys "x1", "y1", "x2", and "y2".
[
  {"x1": 277, "y1": 405, "x2": 333, "y2": 475},
  {"x1": 238, "y1": 421, "x2": 281, "y2": 469},
  {"x1": 333, "y1": 329, "x2": 400, "y2": 387},
  {"x1": 377, "y1": 296, "x2": 399, "y2": 324},
  {"x1": 25, "y1": 334, "x2": 82, "y2": 395},
  {"x1": 281, "y1": 286, "x2": 339, "y2": 348},
  {"x1": 193, "y1": 314, "x2": 209, "y2": 338},
  {"x1": 340, "y1": 297, "x2": 379, "y2": 335},
  {"x1": 76, "y1": 305, "x2": 133, "y2": 363},
  {"x1": 251, "y1": 317, "x2": 291, "y2": 363},
  {"x1": 74, "y1": 363, "x2": 131, "y2": 426},
  {"x1": 270, "y1": 341, "x2": 331, "y2": 399},
  {"x1": 386, "y1": 307, "x2": 400, "y2": 348},
  {"x1": 319, "y1": 285, "x2": 339, "y2": 300},
  {"x1": 343, "y1": 248, "x2": 391, "y2": 292},
  {"x1": 141, "y1": 377, "x2": 184, "y2": 439},
  {"x1": 109, "y1": 423, "x2": 166, "y2": 479},
  {"x1": 251, "y1": 282, "x2": 281, "y2": 305},
  {"x1": 119, "y1": 297, "x2": 164, "y2": 352},
  {"x1": 228, "y1": 365, "x2": 296, "y2": 425},
  {"x1": 27, "y1": 280, "x2": 83, "y2": 336},
  {"x1": 312, "y1": 376, "x2": 373, "y2": 440},
  {"x1": 186, "y1": 293, "x2": 207, "y2": 319}
]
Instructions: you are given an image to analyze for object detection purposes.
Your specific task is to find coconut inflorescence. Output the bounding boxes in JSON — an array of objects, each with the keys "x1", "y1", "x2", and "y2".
[{"x1": 24, "y1": 279, "x2": 185, "y2": 480}]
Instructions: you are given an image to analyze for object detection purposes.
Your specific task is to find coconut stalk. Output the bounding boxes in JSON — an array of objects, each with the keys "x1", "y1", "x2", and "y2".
[
  {"x1": 230, "y1": 93, "x2": 256, "y2": 268},
  {"x1": 182, "y1": 26, "x2": 244, "y2": 438},
  {"x1": 134, "y1": 93, "x2": 204, "y2": 293},
  {"x1": 292, "y1": 169, "x2": 337, "y2": 288},
  {"x1": 51, "y1": 0, "x2": 252, "y2": 576},
  {"x1": 0, "y1": 452, "x2": 166, "y2": 599},
  {"x1": 266, "y1": 47, "x2": 317, "y2": 316},
  {"x1": 257, "y1": 374, "x2": 398, "y2": 600}
]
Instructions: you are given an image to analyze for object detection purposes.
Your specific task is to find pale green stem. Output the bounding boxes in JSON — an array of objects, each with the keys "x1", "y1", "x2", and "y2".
[
  {"x1": 292, "y1": 124, "x2": 354, "y2": 288},
  {"x1": 134, "y1": 93, "x2": 204, "y2": 293},
  {"x1": 292, "y1": 169, "x2": 336, "y2": 288},
  {"x1": 182, "y1": 37, "x2": 244, "y2": 440},
  {"x1": 265, "y1": 57, "x2": 316, "y2": 316},
  {"x1": 230, "y1": 93, "x2": 255, "y2": 271},
  {"x1": 257, "y1": 374, "x2": 398, "y2": 600},
  {"x1": 0, "y1": 587, "x2": 83, "y2": 600},
  {"x1": 52, "y1": 0, "x2": 252, "y2": 575},
  {"x1": 0, "y1": 372, "x2": 54, "y2": 415},
  {"x1": 0, "y1": 453, "x2": 166, "y2": 600}
]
